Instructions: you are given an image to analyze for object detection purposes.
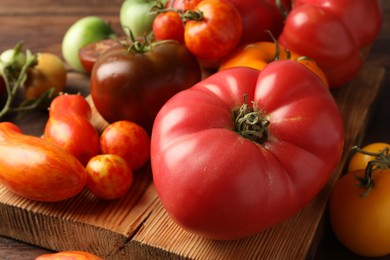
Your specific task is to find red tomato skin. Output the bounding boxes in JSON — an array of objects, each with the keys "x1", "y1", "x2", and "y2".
[
  {"x1": 184, "y1": 0, "x2": 242, "y2": 67},
  {"x1": 36, "y1": 250, "x2": 103, "y2": 260},
  {"x1": 44, "y1": 94, "x2": 100, "y2": 166},
  {"x1": 151, "y1": 61, "x2": 344, "y2": 240},
  {"x1": 153, "y1": 11, "x2": 185, "y2": 43},
  {"x1": 0, "y1": 122, "x2": 86, "y2": 202},
  {"x1": 78, "y1": 38, "x2": 120, "y2": 74},
  {"x1": 227, "y1": 0, "x2": 290, "y2": 46},
  {"x1": 86, "y1": 154, "x2": 133, "y2": 200},
  {"x1": 293, "y1": 0, "x2": 382, "y2": 48},
  {"x1": 100, "y1": 120, "x2": 150, "y2": 171},
  {"x1": 278, "y1": 4, "x2": 363, "y2": 88}
]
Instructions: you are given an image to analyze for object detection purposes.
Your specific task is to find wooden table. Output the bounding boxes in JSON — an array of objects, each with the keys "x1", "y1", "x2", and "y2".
[{"x1": 0, "y1": 1, "x2": 389, "y2": 259}]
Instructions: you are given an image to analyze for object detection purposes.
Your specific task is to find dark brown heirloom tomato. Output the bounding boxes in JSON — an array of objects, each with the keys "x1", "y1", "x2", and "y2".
[{"x1": 90, "y1": 39, "x2": 201, "y2": 131}]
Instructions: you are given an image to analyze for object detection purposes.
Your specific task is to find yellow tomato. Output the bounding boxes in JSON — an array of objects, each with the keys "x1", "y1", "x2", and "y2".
[
  {"x1": 329, "y1": 169, "x2": 390, "y2": 257},
  {"x1": 24, "y1": 52, "x2": 67, "y2": 100},
  {"x1": 219, "y1": 41, "x2": 329, "y2": 88},
  {"x1": 348, "y1": 142, "x2": 390, "y2": 172}
]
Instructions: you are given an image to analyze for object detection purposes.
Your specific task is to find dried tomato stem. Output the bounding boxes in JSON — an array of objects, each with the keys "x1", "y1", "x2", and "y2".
[
  {"x1": 234, "y1": 95, "x2": 269, "y2": 144},
  {"x1": 352, "y1": 146, "x2": 390, "y2": 198}
]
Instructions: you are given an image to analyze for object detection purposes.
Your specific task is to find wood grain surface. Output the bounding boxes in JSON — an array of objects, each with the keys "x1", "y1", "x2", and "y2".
[{"x1": 0, "y1": 1, "x2": 389, "y2": 259}]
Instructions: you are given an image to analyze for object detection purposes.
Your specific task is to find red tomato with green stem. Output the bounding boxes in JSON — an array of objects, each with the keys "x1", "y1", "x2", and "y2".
[
  {"x1": 151, "y1": 61, "x2": 344, "y2": 240},
  {"x1": 90, "y1": 36, "x2": 202, "y2": 132},
  {"x1": 100, "y1": 120, "x2": 150, "y2": 171},
  {"x1": 183, "y1": 0, "x2": 242, "y2": 68},
  {"x1": 44, "y1": 94, "x2": 100, "y2": 166},
  {"x1": 86, "y1": 154, "x2": 134, "y2": 200}
]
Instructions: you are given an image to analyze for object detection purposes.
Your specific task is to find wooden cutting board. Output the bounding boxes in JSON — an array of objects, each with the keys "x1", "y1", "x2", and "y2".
[{"x1": 0, "y1": 64, "x2": 385, "y2": 259}]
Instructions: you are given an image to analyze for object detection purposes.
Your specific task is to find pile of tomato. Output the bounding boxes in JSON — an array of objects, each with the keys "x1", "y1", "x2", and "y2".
[{"x1": 0, "y1": 0, "x2": 387, "y2": 258}]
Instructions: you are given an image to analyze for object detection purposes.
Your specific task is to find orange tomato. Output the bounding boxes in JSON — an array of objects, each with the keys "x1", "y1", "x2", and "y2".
[
  {"x1": 35, "y1": 250, "x2": 102, "y2": 260},
  {"x1": 0, "y1": 122, "x2": 86, "y2": 202},
  {"x1": 219, "y1": 41, "x2": 329, "y2": 88},
  {"x1": 85, "y1": 154, "x2": 133, "y2": 200},
  {"x1": 329, "y1": 168, "x2": 390, "y2": 257},
  {"x1": 348, "y1": 142, "x2": 390, "y2": 172}
]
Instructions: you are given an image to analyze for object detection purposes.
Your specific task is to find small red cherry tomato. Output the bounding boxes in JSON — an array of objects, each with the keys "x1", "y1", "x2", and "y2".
[
  {"x1": 86, "y1": 154, "x2": 133, "y2": 200},
  {"x1": 153, "y1": 11, "x2": 184, "y2": 43},
  {"x1": 100, "y1": 120, "x2": 150, "y2": 171}
]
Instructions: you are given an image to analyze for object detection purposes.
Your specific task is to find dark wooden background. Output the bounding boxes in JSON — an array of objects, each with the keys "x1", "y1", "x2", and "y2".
[{"x1": 0, "y1": 0, "x2": 389, "y2": 259}]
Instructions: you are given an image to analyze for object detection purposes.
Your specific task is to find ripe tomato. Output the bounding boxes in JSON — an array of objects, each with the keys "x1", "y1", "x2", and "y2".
[
  {"x1": 0, "y1": 122, "x2": 86, "y2": 202},
  {"x1": 227, "y1": 0, "x2": 291, "y2": 46},
  {"x1": 100, "y1": 120, "x2": 150, "y2": 171},
  {"x1": 90, "y1": 38, "x2": 201, "y2": 131},
  {"x1": 152, "y1": 11, "x2": 184, "y2": 43},
  {"x1": 329, "y1": 168, "x2": 390, "y2": 257},
  {"x1": 348, "y1": 143, "x2": 390, "y2": 172},
  {"x1": 151, "y1": 61, "x2": 344, "y2": 240},
  {"x1": 183, "y1": 0, "x2": 242, "y2": 68},
  {"x1": 24, "y1": 52, "x2": 67, "y2": 100},
  {"x1": 78, "y1": 38, "x2": 120, "y2": 74},
  {"x1": 219, "y1": 41, "x2": 328, "y2": 87},
  {"x1": 279, "y1": 0, "x2": 382, "y2": 88},
  {"x1": 36, "y1": 250, "x2": 102, "y2": 260},
  {"x1": 44, "y1": 94, "x2": 100, "y2": 166},
  {"x1": 85, "y1": 154, "x2": 133, "y2": 200}
]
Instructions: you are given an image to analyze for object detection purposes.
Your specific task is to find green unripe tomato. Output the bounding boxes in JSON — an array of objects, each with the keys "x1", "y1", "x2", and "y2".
[
  {"x1": 62, "y1": 16, "x2": 117, "y2": 72},
  {"x1": 120, "y1": 0, "x2": 168, "y2": 38}
]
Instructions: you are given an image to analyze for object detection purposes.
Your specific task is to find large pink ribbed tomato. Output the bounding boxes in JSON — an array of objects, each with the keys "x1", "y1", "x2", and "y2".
[{"x1": 151, "y1": 61, "x2": 344, "y2": 240}]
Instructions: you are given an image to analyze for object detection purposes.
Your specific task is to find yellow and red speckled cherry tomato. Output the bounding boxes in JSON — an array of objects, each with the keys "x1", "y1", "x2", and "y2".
[
  {"x1": 85, "y1": 154, "x2": 133, "y2": 200},
  {"x1": 100, "y1": 120, "x2": 150, "y2": 171},
  {"x1": 35, "y1": 250, "x2": 103, "y2": 260}
]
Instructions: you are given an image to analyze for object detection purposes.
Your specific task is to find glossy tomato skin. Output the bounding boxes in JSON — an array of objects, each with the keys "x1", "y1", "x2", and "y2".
[
  {"x1": 279, "y1": 4, "x2": 362, "y2": 88},
  {"x1": 153, "y1": 11, "x2": 185, "y2": 43},
  {"x1": 293, "y1": 0, "x2": 382, "y2": 48},
  {"x1": 36, "y1": 250, "x2": 103, "y2": 260},
  {"x1": 151, "y1": 61, "x2": 344, "y2": 240},
  {"x1": 85, "y1": 154, "x2": 133, "y2": 200},
  {"x1": 219, "y1": 41, "x2": 329, "y2": 87},
  {"x1": 90, "y1": 40, "x2": 201, "y2": 131},
  {"x1": 329, "y1": 169, "x2": 390, "y2": 257},
  {"x1": 0, "y1": 122, "x2": 86, "y2": 202},
  {"x1": 227, "y1": 0, "x2": 290, "y2": 46},
  {"x1": 44, "y1": 94, "x2": 100, "y2": 166},
  {"x1": 348, "y1": 142, "x2": 390, "y2": 172},
  {"x1": 100, "y1": 120, "x2": 150, "y2": 171},
  {"x1": 279, "y1": 0, "x2": 382, "y2": 88},
  {"x1": 78, "y1": 38, "x2": 120, "y2": 74},
  {"x1": 184, "y1": 0, "x2": 242, "y2": 68}
]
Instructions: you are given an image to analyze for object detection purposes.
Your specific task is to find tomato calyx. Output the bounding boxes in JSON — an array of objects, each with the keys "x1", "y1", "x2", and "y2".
[
  {"x1": 233, "y1": 94, "x2": 269, "y2": 144},
  {"x1": 352, "y1": 145, "x2": 390, "y2": 197}
]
